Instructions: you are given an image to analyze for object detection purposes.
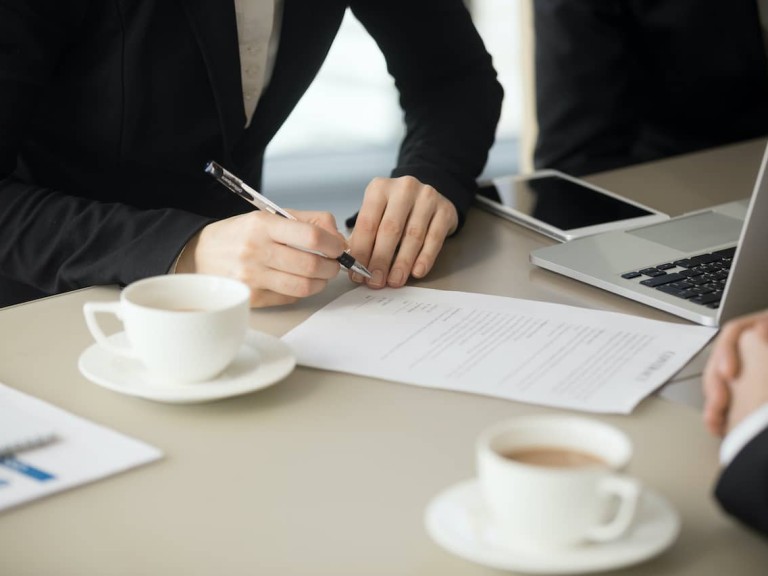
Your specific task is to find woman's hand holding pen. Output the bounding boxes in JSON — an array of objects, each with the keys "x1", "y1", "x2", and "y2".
[
  {"x1": 348, "y1": 175, "x2": 459, "y2": 289},
  {"x1": 176, "y1": 209, "x2": 348, "y2": 307}
]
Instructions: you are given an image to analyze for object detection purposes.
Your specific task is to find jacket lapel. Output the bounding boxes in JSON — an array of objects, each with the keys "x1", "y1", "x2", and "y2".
[{"x1": 179, "y1": 0, "x2": 246, "y2": 153}]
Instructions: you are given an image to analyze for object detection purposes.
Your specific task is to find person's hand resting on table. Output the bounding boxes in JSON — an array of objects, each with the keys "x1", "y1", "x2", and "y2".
[
  {"x1": 702, "y1": 310, "x2": 768, "y2": 537},
  {"x1": 347, "y1": 176, "x2": 459, "y2": 290},
  {"x1": 703, "y1": 309, "x2": 768, "y2": 436}
]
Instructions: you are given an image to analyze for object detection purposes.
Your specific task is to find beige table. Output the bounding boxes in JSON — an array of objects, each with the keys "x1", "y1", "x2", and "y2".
[{"x1": 1, "y1": 140, "x2": 767, "y2": 575}]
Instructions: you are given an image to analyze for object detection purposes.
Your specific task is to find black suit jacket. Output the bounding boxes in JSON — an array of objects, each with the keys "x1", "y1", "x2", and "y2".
[
  {"x1": 533, "y1": 0, "x2": 768, "y2": 176},
  {"x1": 0, "y1": 0, "x2": 502, "y2": 305},
  {"x1": 716, "y1": 425, "x2": 768, "y2": 536}
]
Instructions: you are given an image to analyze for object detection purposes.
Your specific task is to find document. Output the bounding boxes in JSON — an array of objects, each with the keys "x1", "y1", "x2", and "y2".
[
  {"x1": 0, "y1": 403, "x2": 57, "y2": 458},
  {"x1": 282, "y1": 287, "x2": 717, "y2": 414},
  {"x1": 0, "y1": 383, "x2": 162, "y2": 512}
]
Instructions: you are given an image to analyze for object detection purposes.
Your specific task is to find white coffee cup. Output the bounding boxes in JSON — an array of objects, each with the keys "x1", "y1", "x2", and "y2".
[
  {"x1": 477, "y1": 415, "x2": 641, "y2": 549},
  {"x1": 83, "y1": 275, "x2": 251, "y2": 384}
]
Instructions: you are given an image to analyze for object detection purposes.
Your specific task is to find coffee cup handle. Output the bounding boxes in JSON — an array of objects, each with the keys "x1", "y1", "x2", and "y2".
[
  {"x1": 587, "y1": 475, "x2": 641, "y2": 543},
  {"x1": 83, "y1": 302, "x2": 136, "y2": 359}
]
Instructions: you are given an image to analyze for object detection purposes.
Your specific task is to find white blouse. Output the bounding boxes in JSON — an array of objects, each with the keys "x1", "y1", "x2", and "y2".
[{"x1": 233, "y1": 0, "x2": 283, "y2": 127}]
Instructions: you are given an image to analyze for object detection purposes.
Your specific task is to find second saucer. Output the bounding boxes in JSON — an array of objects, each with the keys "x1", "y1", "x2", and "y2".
[{"x1": 425, "y1": 478, "x2": 680, "y2": 574}]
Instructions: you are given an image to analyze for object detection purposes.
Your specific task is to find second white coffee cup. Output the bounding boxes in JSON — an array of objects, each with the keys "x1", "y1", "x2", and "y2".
[
  {"x1": 83, "y1": 274, "x2": 251, "y2": 384},
  {"x1": 477, "y1": 415, "x2": 642, "y2": 549}
]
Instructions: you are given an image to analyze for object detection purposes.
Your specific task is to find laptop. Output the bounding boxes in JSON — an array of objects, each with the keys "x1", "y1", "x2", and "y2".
[{"x1": 530, "y1": 145, "x2": 768, "y2": 326}]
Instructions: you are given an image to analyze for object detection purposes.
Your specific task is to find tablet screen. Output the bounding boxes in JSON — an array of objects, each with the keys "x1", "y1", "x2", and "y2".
[{"x1": 477, "y1": 175, "x2": 653, "y2": 230}]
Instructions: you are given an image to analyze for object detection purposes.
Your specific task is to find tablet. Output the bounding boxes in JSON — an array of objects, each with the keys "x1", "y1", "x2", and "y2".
[{"x1": 475, "y1": 170, "x2": 668, "y2": 242}]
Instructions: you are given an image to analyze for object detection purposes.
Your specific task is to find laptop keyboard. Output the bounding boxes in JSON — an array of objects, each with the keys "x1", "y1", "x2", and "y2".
[{"x1": 619, "y1": 247, "x2": 736, "y2": 309}]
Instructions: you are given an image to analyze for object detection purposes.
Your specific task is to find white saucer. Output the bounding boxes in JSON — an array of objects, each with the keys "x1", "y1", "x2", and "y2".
[
  {"x1": 425, "y1": 479, "x2": 680, "y2": 574},
  {"x1": 78, "y1": 330, "x2": 296, "y2": 403}
]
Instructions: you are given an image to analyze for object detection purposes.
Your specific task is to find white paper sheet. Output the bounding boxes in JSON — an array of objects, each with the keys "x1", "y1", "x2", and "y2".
[
  {"x1": 0, "y1": 403, "x2": 57, "y2": 458},
  {"x1": 0, "y1": 383, "x2": 162, "y2": 512},
  {"x1": 282, "y1": 287, "x2": 717, "y2": 414}
]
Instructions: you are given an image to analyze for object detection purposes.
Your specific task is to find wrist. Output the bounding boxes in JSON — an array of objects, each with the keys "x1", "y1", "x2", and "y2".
[
  {"x1": 174, "y1": 232, "x2": 201, "y2": 274},
  {"x1": 720, "y1": 403, "x2": 768, "y2": 465}
]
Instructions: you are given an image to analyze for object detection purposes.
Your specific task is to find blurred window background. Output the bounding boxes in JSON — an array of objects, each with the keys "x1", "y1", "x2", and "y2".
[{"x1": 263, "y1": 0, "x2": 524, "y2": 225}]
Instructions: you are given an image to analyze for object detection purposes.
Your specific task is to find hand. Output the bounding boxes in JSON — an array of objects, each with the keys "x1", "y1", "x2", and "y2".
[
  {"x1": 722, "y1": 324, "x2": 768, "y2": 434},
  {"x1": 176, "y1": 209, "x2": 348, "y2": 307},
  {"x1": 703, "y1": 309, "x2": 768, "y2": 436},
  {"x1": 348, "y1": 176, "x2": 458, "y2": 289}
]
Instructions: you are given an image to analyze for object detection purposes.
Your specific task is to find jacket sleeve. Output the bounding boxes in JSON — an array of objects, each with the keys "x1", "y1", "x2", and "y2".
[
  {"x1": 349, "y1": 0, "x2": 503, "y2": 230},
  {"x1": 532, "y1": 0, "x2": 768, "y2": 176},
  {"x1": 715, "y1": 425, "x2": 768, "y2": 537},
  {"x1": 0, "y1": 1, "x2": 211, "y2": 296}
]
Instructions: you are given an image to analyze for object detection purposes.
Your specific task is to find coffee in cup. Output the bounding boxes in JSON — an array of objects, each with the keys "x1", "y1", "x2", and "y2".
[
  {"x1": 477, "y1": 415, "x2": 641, "y2": 549},
  {"x1": 83, "y1": 274, "x2": 250, "y2": 384},
  {"x1": 499, "y1": 446, "x2": 608, "y2": 468}
]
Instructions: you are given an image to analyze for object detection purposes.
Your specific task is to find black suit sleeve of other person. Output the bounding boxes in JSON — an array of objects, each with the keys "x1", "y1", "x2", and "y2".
[
  {"x1": 0, "y1": 0, "x2": 502, "y2": 305},
  {"x1": 715, "y1": 426, "x2": 768, "y2": 537}
]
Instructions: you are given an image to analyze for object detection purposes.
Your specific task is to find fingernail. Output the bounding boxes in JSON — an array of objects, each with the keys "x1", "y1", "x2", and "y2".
[
  {"x1": 370, "y1": 270, "x2": 385, "y2": 288},
  {"x1": 388, "y1": 269, "x2": 404, "y2": 287},
  {"x1": 413, "y1": 263, "x2": 426, "y2": 278},
  {"x1": 351, "y1": 273, "x2": 363, "y2": 283}
]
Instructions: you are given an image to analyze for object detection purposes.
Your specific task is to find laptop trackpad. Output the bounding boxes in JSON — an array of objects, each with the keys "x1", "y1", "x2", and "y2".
[{"x1": 626, "y1": 211, "x2": 743, "y2": 252}]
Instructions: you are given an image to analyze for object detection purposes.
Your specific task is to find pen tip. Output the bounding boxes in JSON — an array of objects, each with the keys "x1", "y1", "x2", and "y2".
[{"x1": 355, "y1": 264, "x2": 373, "y2": 279}]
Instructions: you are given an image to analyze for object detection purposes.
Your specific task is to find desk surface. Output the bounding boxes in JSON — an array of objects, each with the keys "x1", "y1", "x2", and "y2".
[{"x1": 1, "y1": 140, "x2": 767, "y2": 575}]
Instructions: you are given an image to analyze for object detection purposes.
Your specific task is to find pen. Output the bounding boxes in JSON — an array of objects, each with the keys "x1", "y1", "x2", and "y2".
[
  {"x1": 0, "y1": 433, "x2": 57, "y2": 459},
  {"x1": 204, "y1": 161, "x2": 372, "y2": 279}
]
